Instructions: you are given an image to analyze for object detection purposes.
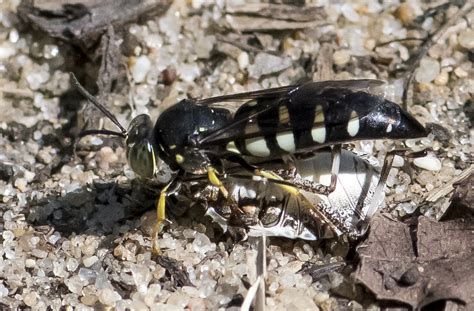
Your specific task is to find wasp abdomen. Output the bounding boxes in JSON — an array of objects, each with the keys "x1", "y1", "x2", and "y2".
[{"x1": 228, "y1": 87, "x2": 427, "y2": 158}]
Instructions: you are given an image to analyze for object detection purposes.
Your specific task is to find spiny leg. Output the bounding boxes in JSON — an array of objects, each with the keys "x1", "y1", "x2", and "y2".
[
  {"x1": 266, "y1": 145, "x2": 342, "y2": 196},
  {"x1": 366, "y1": 148, "x2": 429, "y2": 220},
  {"x1": 207, "y1": 166, "x2": 247, "y2": 220}
]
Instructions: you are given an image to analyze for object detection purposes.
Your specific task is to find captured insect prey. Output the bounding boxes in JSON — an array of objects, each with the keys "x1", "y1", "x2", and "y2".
[
  {"x1": 168, "y1": 149, "x2": 385, "y2": 241},
  {"x1": 70, "y1": 73, "x2": 427, "y2": 250}
]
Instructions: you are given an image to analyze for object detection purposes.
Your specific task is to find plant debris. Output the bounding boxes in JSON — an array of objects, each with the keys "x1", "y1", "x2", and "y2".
[
  {"x1": 225, "y1": 3, "x2": 327, "y2": 32},
  {"x1": 356, "y1": 215, "x2": 474, "y2": 309},
  {"x1": 17, "y1": 0, "x2": 171, "y2": 51}
]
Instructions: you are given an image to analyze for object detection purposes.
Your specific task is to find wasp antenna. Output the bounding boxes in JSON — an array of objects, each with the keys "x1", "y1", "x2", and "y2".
[
  {"x1": 69, "y1": 73, "x2": 128, "y2": 136},
  {"x1": 78, "y1": 129, "x2": 127, "y2": 139}
]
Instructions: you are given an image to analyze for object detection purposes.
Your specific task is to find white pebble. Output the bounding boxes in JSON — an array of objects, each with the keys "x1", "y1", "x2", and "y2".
[
  {"x1": 333, "y1": 50, "x2": 351, "y2": 66},
  {"x1": 0, "y1": 284, "x2": 9, "y2": 298},
  {"x1": 98, "y1": 288, "x2": 121, "y2": 306},
  {"x1": 24, "y1": 170, "x2": 36, "y2": 182},
  {"x1": 434, "y1": 68, "x2": 449, "y2": 86},
  {"x1": 392, "y1": 155, "x2": 405, "y2": 168},
  {"x1": 130, "y1": 55, "x2": 152, "y2": 83},
  {"x1": 23, "y1": 292, "x2": 38, "y2": 307},
  {"x1": 237, "y1": 51, "x2": 249, "y2": 70},
  {"x1": 177, "y1": 63, "x2": 201, "y2": 83},
  {"x1": 0, "y1": 42, "x2": 16, "y2": 59},
  {"x1": 454, "y1": 67, "x2": 468, "y2": 78},
  {"x1": 131, "y1": 264, "x2": 152, "y2": 294},
  {"x1": 414, "y1": 154, "x2": 442, "y2": 171},
  {"x1": 248, "y1": 53, "x2": 292, "y2": 78},
  {"x1": 83, "y1": 255, "x2": 99, "y2": 268},
  {"x1": 415, "y1": 58, "x2": 440, "y2": 83},
  {"x1": 458, "y1": 29, "x2": 474, "y2": 49},
  {"x1": 14, "y1": 178, "x2": 28, "y2": 192},
  {"x1": 341, "y1": 3, "x2": 360, "y2": 22},
  {"x1": 25, "y1": 259, "x2": 36, "y2": 268}
]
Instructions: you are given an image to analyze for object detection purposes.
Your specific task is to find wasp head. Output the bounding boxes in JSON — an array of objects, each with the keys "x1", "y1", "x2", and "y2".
[{"x1": 126, "y1": 114, "x2": 159, "y2": 179}]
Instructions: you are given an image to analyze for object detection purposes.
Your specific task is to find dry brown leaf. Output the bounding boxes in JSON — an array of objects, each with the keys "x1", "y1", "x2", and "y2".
[{"x1": 356, "y1": 215, "x2": 474, "y2": 309}]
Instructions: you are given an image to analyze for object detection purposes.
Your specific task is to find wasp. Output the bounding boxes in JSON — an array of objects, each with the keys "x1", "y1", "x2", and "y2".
[{"x1": 70, "y1": 74, "x2": 427, "y2": 251}]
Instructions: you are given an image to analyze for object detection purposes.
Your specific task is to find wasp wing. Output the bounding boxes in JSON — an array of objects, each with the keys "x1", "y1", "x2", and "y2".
[
  {"x1": 196, "y1": 79, "x2": 384, "y2": 105},
  {"x1": 197, "y1": 79, "x2": 383, "y2": 146}
]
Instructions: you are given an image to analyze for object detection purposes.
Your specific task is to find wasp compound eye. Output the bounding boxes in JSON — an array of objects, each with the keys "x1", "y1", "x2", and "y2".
[
  {"x1": 127, "y1": 114, "x2": 154, "y2": 142},
  {"x1": 126, "y1": 114, "x2": 158, "y2": 179}
]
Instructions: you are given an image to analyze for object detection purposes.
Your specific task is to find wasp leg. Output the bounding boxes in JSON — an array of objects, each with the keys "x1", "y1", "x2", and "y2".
[
  {"x1": 252, "y1": 169, "x2": 300, "y2": 196},
  {"x1": 207, "y1": 166, "x2": 251, "y2": 223},
  {"x1": 207, "y1": 166, "x2": 230, "y2": 198},
  {"x1": 365, "y1": 148, "x2": 429, "y2": 220},
  {"x1": 152, "y1": 181, "x2": 178, "y2": 253},
  {"x1": 264, "y1": 145, "x2": 342, "y2": 196}
]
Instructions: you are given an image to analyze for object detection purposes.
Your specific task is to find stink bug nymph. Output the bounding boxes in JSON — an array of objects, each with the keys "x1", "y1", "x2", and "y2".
[{"x1": 70, "y1": 74, "x2": 427, "y2": 251}]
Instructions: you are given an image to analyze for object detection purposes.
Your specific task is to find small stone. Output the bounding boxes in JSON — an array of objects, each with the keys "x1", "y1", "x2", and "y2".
[
  {"x1": 81, "y1": 294, "x2": 98, "y2": 306},
  {"x1": 414, "y1": 154, "x2": 442, "y2": 171},
  {"x1": 341, "y1": 3, "x2": 359, "y2": 22},
  {"x1": 78, "y1": 268, "x2": 97, "y2": 283},
  {"x1": 130, "y1": 55, "x2": 152, "y2": 83},
  {"x1": 0, "y1": 163, "x2": 14, "y2": 182},
  {"x1": 454, "y1": 67, "x2": 468, "y2": 78},
  {"x1": 131, "y1": 264, "x2": 152, "y2": 294},
  {"x1": 24, "y1": 170, "x2": 35, "y2": 182},
  {"x1": 144, "y1": 284, "x2": 162, "y2": 306},
  {"x1": 333, "y1": 50, "x2": 351, "y2": 66},
  {"x1": 182, "y1": 229, "x2": 196, "y2": 239},
  {"x1": 98, "y1": 288, "x2": 121, "y2": 306},
  {"x1": 248, "y1": 53, "x2": 292, "y2": 78},
  {"x1": 195, "y1": 35, "x2": 215, "y2": 59},
  {"x1": 66, "y1": 258, "x2": 79, "y2": 271},
  {"x1": 434, "y1": 68, "x2": 449, "y2": 86},
  {"x1": 192, "y1": 233, "x2": 214, "y2": 255},
  {"x1": 162, "y1": 68, "x2": 177, "y2": 86},
  {"x1": 66, "y1": 275, "x2": 85, "y2": 294},
  {"x1": 37, "y1": 149, "x2": 53, "y2": 165},
  {"x1": 392, "y1": 155, "x2": 405, "y2": 168},
  {"x1": 177, "y1": 63, "x2": 201, "y2": 83},
  {"x1": 14, "y1": 178, "x2": 28, "y2": 192},
  {"x1": 458, "y1": 29, "x2": 474, "y2": 49},
  {"x1": 167, "y1": 291, "x2": 190, "y2": 308},
  {"x1": 31, "y1": 248, "x2": 48, "y2": 258},
  {"x1": 415, "y1": 58, "x2": 440, "y2": 83},
  {"x1": 0, "y1": 284, "x2": 9, "y2": 298},
  {"x1": 276, "y1": 288, "x2": 319, "y2": 310},
  {"x1": 25, "y1": 259, "x2": 36, "y2": 268},
  {"x1": 314, "y1": 291, "x2": 330, "y2": 304},
  {"x1": 83, "y1": 256, "x2": 99, "y2": 268},
  {"x1": 23, "y1": 292, "x2": 38, "y2": 307},
  {"x1": 237, "y1": 51, "x2": 249, "y2": 70},
  {"x1": 395, "y1": 3, "x2": 415, "y2": 25}
]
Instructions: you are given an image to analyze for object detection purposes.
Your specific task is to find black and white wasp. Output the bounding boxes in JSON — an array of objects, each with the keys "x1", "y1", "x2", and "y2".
[{"x1": 71, "y1": 74, "x2": 427, "y2": 250}]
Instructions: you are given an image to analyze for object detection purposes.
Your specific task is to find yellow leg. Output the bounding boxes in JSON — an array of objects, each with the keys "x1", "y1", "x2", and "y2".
[
  {"x1": 207, "y1": 166, "x2": 229, "y2": 198},
  {"x1": 254, "y1": 169, "x2": 300, "y2": 196},
  {"x1": 152, "y1": 182, "x2": 171, "y2": 254}
]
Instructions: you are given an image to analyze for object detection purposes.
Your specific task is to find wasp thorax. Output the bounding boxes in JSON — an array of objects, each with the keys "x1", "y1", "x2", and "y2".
[{"x1": 125, "y1": 114, "x2": 158, "y2": 179}]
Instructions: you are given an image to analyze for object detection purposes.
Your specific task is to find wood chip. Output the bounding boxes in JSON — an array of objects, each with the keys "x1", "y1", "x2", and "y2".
[
  {"x1": 226, "y1": 3, "x2": 326, "y2": 22},
  {"x1": 18, "y1": 0, "x2": 171, "y2": 51},
  {"x1": 224, "y1": 3, "x2": 327, "y2": 32}
]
